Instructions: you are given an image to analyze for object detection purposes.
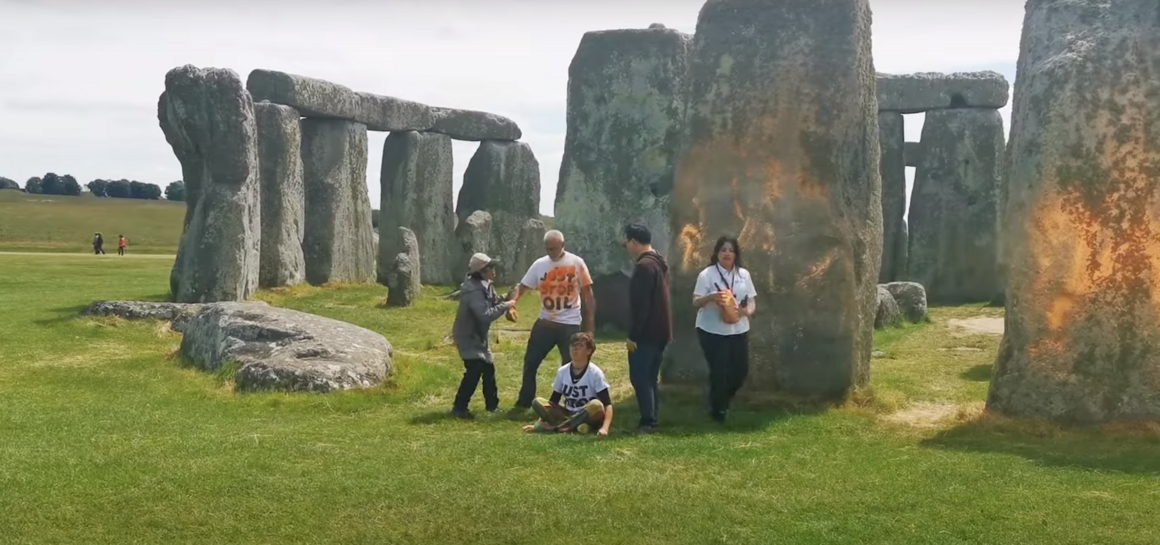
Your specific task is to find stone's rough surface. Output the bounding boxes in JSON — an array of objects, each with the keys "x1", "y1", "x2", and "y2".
[
  {"x1": 300, "y1": 119, "x2": 376, "y2": 285},
  {"x1": 380, "y1": 131, "x2": 456, "y2": 285},
  {"x1": 180, "y1": 303, "x2": 393, "y2": 393},
  {"x1": 454, "y1": 211, "x2": 492, "y2": 281},
  {"x1": 885, "y1": 282, "x2": 928, "y2": 324},
  {"x1": 458, "y1": 141, "x2": 541, "y2": 283},
  {"x1": 904, "y1": 141, "x2": 922, "y2": 168},
  {"x1": 554, "y1": 27, "x2": 691, "y2": 280},
  {"x1": 592, "y1": 272, "x2": 631, "y2": 332},
  {"x1": 878, "y1": 112, "x2": 907, "y2": 283},
  {"x1": 246, "y1": 69, "x2": 521, "y2": 139},
  {"x1": 392, "y1": 227, "x2": 421, "y2": 298},
  {"x1": 430, "y1": 108, "x2": 522, "y2": 141},
  {"x1": 356, "y1": 92, "x2": 434, "y2": 132},
  {"x1": 254, "y1": 102, "x2": 306, "y2": 288},
  {"x1": 874, "y1": 286, "x2": 902, "y2": 329},
  {"x1": 81, "y1": 300, "x2": 205, "y2": 332},
  {"x1": 664, "y1": 0, "x2": 881, "y2": 399},
  {"x1": 386, "y1": 254, "x2": 417, "y2": 307},
  {"x1": 876, "y1": 71, "x2": 1010, "y2": 113},
  {"x1": 247, "y1": 69, "x2": 361, "y2": 122},
  {"x1": 158, "y1": 65, "x2": 261, "y2": 303},
  {"x1": 987, "y1": 0, "x2": 1160, "y2": 423},
  {"x1": 908, "y1": 109, "x2": 1004, "y2": 304},
  {"x1": 514, "y1": 218, "x2": 546, "y2": 281}
]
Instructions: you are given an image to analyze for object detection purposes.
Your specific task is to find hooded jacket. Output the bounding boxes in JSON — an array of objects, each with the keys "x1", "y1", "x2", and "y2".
[
  {"x1": 628, "y1": 250, "x2": 672, "y2": 345},
  {"x1": 452, "y1": 276, "x2": 509, "y2": 363}
]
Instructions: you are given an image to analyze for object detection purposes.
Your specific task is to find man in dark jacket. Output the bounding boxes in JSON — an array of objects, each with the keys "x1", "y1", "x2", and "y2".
[
  {"x1": 451, "y1": 253, "x2": 516, "y2": 418},
  {"x1": 623, "y1": 223, "x2": 672, "y2": 433}
]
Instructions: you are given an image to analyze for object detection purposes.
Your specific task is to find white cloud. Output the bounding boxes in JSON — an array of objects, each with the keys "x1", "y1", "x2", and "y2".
[{"x1": 0, "y1": 0, "x2": 1023, "y2": 216}]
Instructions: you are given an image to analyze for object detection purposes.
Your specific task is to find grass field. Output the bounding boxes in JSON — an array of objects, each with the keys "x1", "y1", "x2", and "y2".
[
  {"x1": 0, "y1": 190, "x2": 184, "y2": 254},
  {"x1": 2, "y1": 253, "x2": 1159, "y2": 544}
]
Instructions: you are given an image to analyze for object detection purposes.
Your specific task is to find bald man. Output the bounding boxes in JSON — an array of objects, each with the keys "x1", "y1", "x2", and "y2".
[{"x1": 509, "y1": 229, "x2": 596, "y2": 409}]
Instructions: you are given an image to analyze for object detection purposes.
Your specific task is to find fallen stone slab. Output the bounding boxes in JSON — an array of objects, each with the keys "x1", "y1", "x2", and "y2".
[
  {"x1": 884, "y1": 282, "x2": 928, "y2": 324},
  {"x1": 180, "y1": 302, "x2": 394, "y2": 393},
  {"x1": 874, "y1": 286, "x2": 902, "y2": 329},
  {"x1": 81, "y1": 300, "x2": 206, "y2": 332},
  {"x1": 247, "y1": 69, "x2": 521, "y2": 140},
  {"x1": 876, "y1": 71, "x2": 1010, "y2": 113}
]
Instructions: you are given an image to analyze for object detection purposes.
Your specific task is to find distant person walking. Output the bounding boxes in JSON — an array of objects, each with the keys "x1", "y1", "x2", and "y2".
[
  {"x1": 622, "y1": 223, "x2": 671, "y2": 433},
  {"x1": 92, "y1": 233, "x2": 105, "y2": 255},
  {"x1": 450, "y1": 253, "x2": 517, "y2": 419},
  {"x1": 692, "y1": 235, "x2": 757, "y2": 423},
  {"x1": 510, "y1": 229, "x2": 595, "y2": 410},
  {"x1": 117, "y1": 235, "x2": 127, "y2": 256}
]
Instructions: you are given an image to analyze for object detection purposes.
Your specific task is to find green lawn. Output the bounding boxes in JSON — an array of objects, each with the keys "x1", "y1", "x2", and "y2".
[
  {"x1": 1, "y1": 253, "x2": 1158, "y2": 544},
  {"x1": 0, "y1": 190, "x2": 185, "y2": 254}
]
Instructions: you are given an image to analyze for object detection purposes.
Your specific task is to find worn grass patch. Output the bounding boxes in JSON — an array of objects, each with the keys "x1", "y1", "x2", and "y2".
[{"x1": 1, "y1": 254, "x2": 1159, "y2": 544}]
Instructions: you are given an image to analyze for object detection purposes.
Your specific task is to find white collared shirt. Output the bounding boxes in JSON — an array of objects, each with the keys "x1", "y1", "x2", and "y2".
[{"x1": 693, "y1": 264, "x2": 757, "y2": 336}]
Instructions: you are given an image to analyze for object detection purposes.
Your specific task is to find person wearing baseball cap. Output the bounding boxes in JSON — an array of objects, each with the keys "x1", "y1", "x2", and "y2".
[{"x1": 450, "y1": 253, "x2": 517, "y2": 418}]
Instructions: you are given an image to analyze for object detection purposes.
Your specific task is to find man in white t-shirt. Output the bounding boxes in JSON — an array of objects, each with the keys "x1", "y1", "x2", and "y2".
[
  {"x1": 522, "y1": 332, "x2": 614, "y2": 437},
  {"x1": 509, "y1": 229, "x2": 595, "y2": 409}
]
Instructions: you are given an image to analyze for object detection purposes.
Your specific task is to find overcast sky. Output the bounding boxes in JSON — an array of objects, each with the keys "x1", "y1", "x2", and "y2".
[{"x1": 0, "y1": 0, "x2": 1023, "y2": 216}]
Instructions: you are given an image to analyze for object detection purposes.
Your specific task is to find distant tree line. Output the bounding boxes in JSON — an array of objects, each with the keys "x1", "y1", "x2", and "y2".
[{"x1": 0, "y1": 174, "x2": 185, "y2": 202}]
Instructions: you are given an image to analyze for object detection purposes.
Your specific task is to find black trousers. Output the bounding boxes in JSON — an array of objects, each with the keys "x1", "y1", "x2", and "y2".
[
  {"x1": 516, "y1": 319, "x2": 580, "y2": 408},
  {"x1": 697, "y1": 328, "x2": 749, "y2": 415},
  {"x1": 453, "y1": 358, "x2": 498, "y2": 411}
]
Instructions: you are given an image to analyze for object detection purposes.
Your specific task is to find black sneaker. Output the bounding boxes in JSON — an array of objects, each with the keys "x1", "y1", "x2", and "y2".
[
  {"x1": 450, "y1": 408, "x2": 474, "y2": 419},
  {"x1": 636, "y1": 425, "x2": 658, "y2": 435},
  {"x1": 710, "y1": 411, "x2": 726, "y2": 423}
]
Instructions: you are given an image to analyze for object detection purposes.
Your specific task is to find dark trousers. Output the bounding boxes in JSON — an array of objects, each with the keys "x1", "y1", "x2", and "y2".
[
  {"x1": 453, "y1": 359, "x2": 498, "y2": 411},
  {"x1": 628, "y1": 342, "x2": 665, "y2": 427},
  {"x1": 516, "y1": 319, "x2": 580, "y2": 408},
  {"x1": 697, "y1": 328, "x2": 749, "y2": 415},
  {"x1": 117, "y1": 247, "x2": 125, "y2": 256}
]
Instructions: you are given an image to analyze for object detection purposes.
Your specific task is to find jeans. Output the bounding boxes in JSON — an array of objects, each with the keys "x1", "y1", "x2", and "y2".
[
  {"x1": 516, "y1": 319, "x2": 580, "y2": 408},
  {"x1": 628, "y1": 342, "x2": 665, "y2": 427},
  {"x1": 696, "y1": 328, "x2": 749, "y2": 416},
  {"x1": 453, "y1": 358, "x2": 498, "y2": 411}
]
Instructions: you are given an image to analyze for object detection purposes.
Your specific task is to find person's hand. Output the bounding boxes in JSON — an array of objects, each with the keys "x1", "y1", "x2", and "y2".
[
  {"x1": 596, "y1": 428, "x2": 608, "y2": 439},
  {"x1": 713, "y1": 291, "x2": 729, "y2": 304},
  {"x1": 522, "y1": 425, "x2": 536, "y2": 433},
  {"x1": 626, "y1": 340, "x2": 637, "y2": 353}
]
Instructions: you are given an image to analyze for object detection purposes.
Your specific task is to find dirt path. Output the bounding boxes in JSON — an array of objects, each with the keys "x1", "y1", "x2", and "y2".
[
  {"x1": 0, "y1": 251, "x2": 174, "y2": 260},
  {"x1": 946, "y1": 316, "x2": 1004, "y2": 336}
]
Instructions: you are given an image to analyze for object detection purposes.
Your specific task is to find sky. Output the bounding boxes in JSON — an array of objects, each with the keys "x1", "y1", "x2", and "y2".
[{"x1": 0, "y1": 0, "x2": 1024, "y2": 217}]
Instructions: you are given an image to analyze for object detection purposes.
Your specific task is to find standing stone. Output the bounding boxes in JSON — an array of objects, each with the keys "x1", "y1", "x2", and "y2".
[
  {"x1": 453, "y1": 211, "x2": 492, "y2": 281},
  {"x1": 393, "y1": 227, "x2": 421, "y2": 299},
  {"x1": 554, "y1": 27, "x2": 691, "y2": 284},
  {"x1": 907, "y1": 109, "x2": 1004, "y2": 304},
  {"x1": 457, "y1": 141, "x2": 541, "y2": 284},
  {"x1": 885, "y1": 282, "x2": 928, "y2": 324},
  {"x1": 254, "y1": 102, "x2": 305, "y2": 288},
  {"x1": 664, "y1": 0, "x2": 881, "y2": 400},
  {"x1": 513, "y1": 218, "x2": 546, "y2": 282},
  {"x1": 386, "y1": 254, "x2": 417, "y2": 308},
  {"x1": 878, "y1": 112, "x2": 907, "y2": 283},
  {"x1": 874, "y1": 285, "x2": 902, "y2": 329},
  {"x1": 987, "y1": 0, "x2": 1160, "y2": 423},
  {"x1": 380, "y1": 131, "x2": 455, "y2": 286},
  {"x1": 904, "y1": 141, "x2": 922, "y2": 168},
  {"x1": 300, "y1": 119, "x2": 376, "y2": 286},
  {"x1": 157, "y1": 65, "x2": 260, "y2": 303}
]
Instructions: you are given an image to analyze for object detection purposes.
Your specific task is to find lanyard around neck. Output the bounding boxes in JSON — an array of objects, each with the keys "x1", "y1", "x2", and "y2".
[{"x1": 714, "y1": 264, "x2": 736, "y2": 293}]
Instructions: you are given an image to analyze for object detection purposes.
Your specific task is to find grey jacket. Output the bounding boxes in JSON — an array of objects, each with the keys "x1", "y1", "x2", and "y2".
[{"x1": 452, "y1": 276, "x2": 509, "y2": 363}]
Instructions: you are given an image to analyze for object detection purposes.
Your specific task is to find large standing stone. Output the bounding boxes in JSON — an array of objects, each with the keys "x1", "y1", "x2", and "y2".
[
  {"x1": 904, "y1": 141, "x2": 922, "y2": 168},
  {"x1": 300, "y1": 119, "x2": 376, "y2": 285},
  {"x1": 876, "y1": 71, "x2": 1010, "y2": 113},
  {"x1": 379, "y1": 131, "x2": 455, "y2": 285},
  {"x1": 457, "y1": 141, "x2": 541, "y2": 284},
  {"x1": 878, "y1": 112, "x2": 907, "y2": 283},
  {"x1": 254, "y1": 102, "x2": 305, "y2": 288},
  {"x1": 554, "y1": 27, "x2": 690, "y2": 281},
  {"x1": 453, "y1": 210, "x2": 492, "y2": 281},
  {"x1": 386, "y1": 254, "x2": 417, "y2": 308},
  {"x1": 907, "y1": 108, "x2": 1004, "y2": 304},
  {"x1": 987, "y1": 0, "x2": 1160, "y2": 423},
  {"x1": 393, "y1": 227, "x2": 421, "y2": 298},
  {"x1": 513, "y1": 218, "x2": 546, "y2": 282},
  {"x1": 157, "y1": 65, "x2": 261, "y2": 303},
  {"x1": 664, "y1": 0, "x2": 881, "y2": 400}
]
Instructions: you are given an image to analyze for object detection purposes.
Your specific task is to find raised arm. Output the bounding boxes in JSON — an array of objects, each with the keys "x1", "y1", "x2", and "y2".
[{"x1": 467, "y1": 286, "x2": 512, "y2": 324}]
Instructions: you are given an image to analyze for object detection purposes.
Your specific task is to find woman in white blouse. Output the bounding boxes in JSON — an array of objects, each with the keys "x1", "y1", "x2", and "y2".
[{"x1": 691, "y1": 235, "x2": 757, "y2": 423}]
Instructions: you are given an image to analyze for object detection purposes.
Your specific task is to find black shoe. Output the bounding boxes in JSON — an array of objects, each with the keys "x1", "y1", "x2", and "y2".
[
  {"x1": 450, "y1": 408, "x2": 474, "y2": 419},
  {"x1": 636, "y1": 425, "x2": 658, "y2": 435},
  {"x1": 710, "y1": 411, "x2": 726, "y2": 423},
  {"x1": 486, "y1": 405, "x2": 500, "y2": 413}
]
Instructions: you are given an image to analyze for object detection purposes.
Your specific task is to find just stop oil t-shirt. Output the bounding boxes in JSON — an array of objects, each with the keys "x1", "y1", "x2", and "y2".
[{"x1": 520, "y1": 251, "x2": 593, "y2": 326}]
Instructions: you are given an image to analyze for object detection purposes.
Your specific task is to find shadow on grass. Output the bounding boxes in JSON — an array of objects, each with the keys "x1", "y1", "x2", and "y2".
[
  {"x1": 960, "y1": 364, "x2": 993, "y2": 382},
  {"x1": 921, "y1": 416, "x2": 1160, "y2": 475}
]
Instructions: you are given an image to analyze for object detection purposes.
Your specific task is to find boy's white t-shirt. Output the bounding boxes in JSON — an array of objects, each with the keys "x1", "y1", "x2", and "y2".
[
  {"x1": 693, "y1": 264, "x2": 758, "y2": 336},
  {"x1": 519, "y1": 251, "x2": 593, "y2": 326},
  {"x1": 551, "y1": 362, "x2": 611, "y2": 414}
]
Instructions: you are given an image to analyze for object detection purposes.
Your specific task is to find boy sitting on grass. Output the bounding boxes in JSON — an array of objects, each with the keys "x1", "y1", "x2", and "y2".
[{"x1": 522, "y1": 332, "x2": 614, "y2": 438}]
